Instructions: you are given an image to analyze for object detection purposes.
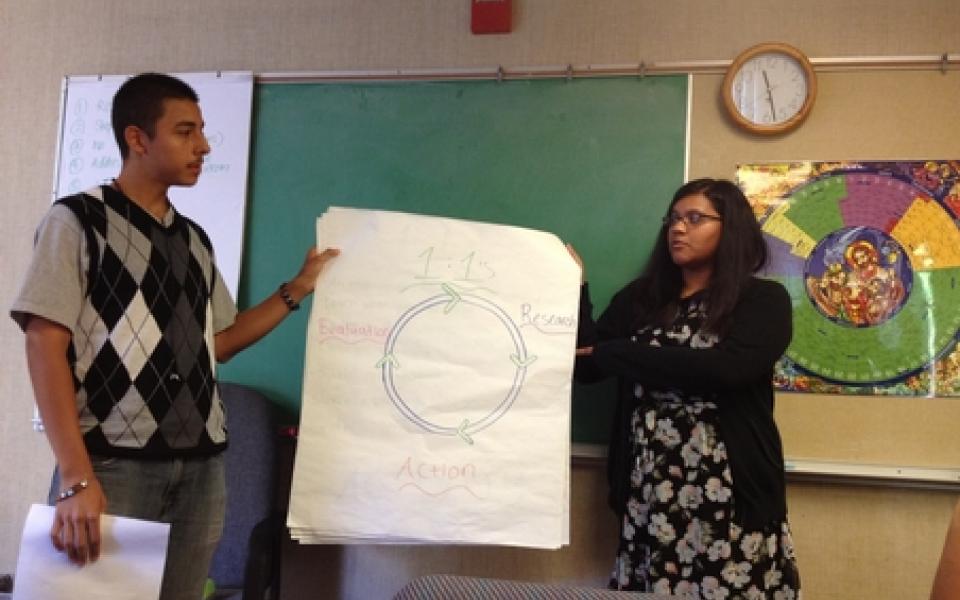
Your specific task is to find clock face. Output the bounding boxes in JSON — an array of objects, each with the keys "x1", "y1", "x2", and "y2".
[{"x1": 731, "y1": 52, "x2": 810, "y2": 126}]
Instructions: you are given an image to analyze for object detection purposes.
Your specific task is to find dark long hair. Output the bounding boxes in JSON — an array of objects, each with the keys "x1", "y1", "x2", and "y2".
[{"x1": 631, "y1": 178, "x2": 768, "y2": 335}]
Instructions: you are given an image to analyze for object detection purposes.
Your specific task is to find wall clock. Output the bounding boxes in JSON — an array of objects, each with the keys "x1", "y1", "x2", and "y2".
[{"x1": 722, "y1": 42, "x2": 817, "y2": 135}]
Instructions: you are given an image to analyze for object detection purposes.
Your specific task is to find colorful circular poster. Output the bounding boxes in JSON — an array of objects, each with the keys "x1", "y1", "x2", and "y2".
[{"x1": 739, "y1": 161, "x2": 960, "y2": 395}]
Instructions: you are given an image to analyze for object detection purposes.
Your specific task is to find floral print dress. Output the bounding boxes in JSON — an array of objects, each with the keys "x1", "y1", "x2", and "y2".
[{"x1": 611, "y1": 294, "x2": 801, "y2": 599}]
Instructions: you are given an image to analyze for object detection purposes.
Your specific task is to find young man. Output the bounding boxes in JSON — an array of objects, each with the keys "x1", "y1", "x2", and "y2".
[{"x1": 10, "y1": 73, "x2": 338, "y2": 600}]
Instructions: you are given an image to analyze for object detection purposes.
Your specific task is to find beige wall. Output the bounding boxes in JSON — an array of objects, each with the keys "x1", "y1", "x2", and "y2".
[
  {"x1": 690, "y1": 69, "x2": 960, "y2": 471},
  {"x1": 2, "y1": 1, "x2": 960, "y2": 599}
]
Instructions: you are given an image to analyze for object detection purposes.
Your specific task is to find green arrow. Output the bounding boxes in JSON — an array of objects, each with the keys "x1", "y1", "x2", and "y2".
[
  {"x1": 511, "y1": 353, "x2": 538, "y2": 368},
  {"x1": 456, "y1": 419, "x2": 474, "y2": 445},
  {"x1": 441, "y1": 283, "x2": 461, "y2": 314},
  {"x1": 375, "y1": 353, "x2": 399, "y2": 369}
]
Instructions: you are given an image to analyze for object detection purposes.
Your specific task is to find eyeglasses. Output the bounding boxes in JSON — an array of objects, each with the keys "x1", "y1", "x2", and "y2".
[{"x1": 662, "y1": 210, "x2": 723, "y2": 227}]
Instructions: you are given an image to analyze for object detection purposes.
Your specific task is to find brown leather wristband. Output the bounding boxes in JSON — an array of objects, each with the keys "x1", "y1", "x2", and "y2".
[{"x1": 57, "y1": 479, "x2": 89, "y2": 503}]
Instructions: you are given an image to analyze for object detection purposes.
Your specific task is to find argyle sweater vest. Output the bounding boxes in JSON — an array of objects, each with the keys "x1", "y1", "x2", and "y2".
[{"x1": 60, "y1": 186, "x2": 226, "y2": 458}]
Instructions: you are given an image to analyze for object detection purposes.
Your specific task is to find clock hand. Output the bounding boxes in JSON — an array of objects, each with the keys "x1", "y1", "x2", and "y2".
[{"x1": 762, "y1": 70, "x2": 777, "y2": 120}]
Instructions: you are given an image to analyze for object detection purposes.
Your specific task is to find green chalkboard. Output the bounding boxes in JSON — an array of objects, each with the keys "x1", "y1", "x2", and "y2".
[{"x1": 219, "y1": 76, "x2": 688, "y2": 445}]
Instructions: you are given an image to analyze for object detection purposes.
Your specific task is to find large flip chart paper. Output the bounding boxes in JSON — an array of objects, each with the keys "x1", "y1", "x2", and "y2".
[{"x1": 288, "y1": 208, "x2": 580, "y2": 548}]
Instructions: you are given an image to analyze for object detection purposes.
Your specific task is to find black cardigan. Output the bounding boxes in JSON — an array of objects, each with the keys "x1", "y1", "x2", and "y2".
[{"x1": 575, "y1": 277, "x2": 793, "y2": 529}]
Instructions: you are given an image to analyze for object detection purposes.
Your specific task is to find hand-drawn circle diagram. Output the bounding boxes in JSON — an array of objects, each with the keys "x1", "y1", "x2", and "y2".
[
  {"x1": 376, "y1": 284, "x2": 537, "y2": 444},
  {"x1": 759, "y1": 168, "x2": 960, "y2": 385}
]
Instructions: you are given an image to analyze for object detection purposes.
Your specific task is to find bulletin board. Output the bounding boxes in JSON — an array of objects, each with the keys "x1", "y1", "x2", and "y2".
[{"x1": 689, "y1": 70, "x2": 960, "y2": 475}]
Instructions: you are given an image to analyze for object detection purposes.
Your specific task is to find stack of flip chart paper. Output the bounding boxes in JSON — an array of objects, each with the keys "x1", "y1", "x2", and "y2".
[{"x1": 287, "y1": 207, "x2": 581, "y2": 548}]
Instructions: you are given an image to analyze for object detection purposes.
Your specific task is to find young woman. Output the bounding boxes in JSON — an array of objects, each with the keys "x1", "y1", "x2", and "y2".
[{"x1": 571, "y1": 178, "x2": 801, "y2": 598}]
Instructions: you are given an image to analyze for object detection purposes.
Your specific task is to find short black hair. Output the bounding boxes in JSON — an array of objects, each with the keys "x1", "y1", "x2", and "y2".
[{"x1": 111, "y1": 73, "x2": 198, "y2": 159}]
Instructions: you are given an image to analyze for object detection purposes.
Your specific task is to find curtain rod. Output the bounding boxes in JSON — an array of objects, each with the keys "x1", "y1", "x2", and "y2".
[{"x1": 259, "y1": 54, "x2": 959, "y2": 83}]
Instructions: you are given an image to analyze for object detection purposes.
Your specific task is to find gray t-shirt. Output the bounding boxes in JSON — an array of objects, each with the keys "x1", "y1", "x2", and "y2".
[{"x1": 11, "y1": 202, "x2": 237, "y2": 334}]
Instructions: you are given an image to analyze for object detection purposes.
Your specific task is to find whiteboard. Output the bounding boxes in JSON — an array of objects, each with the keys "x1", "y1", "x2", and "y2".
[{"x1": 52, "y1": 71, "x2": 254, "y2": 299}]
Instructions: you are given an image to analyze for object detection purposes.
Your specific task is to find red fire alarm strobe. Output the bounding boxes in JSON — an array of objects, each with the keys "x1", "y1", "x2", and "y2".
[{"x1": 471, "y1": 0, "x2": 512, "y2": 34}]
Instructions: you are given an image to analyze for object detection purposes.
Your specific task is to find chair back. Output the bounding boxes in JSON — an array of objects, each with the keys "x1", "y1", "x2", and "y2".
[
  {"x1": 208, "y1": 382, "x2": 279, "y2": 591},
  {"x1": 393, "y1": 574, "x2": 676, "y2": 599}
]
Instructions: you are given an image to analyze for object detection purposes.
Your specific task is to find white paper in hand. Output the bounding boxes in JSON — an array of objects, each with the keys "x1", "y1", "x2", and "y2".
[{"x1": 14, "y1": 504, "x2": 170, "y2": 600}]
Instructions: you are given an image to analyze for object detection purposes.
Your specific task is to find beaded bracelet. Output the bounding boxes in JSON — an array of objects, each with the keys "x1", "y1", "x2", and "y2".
[
  {"x1": 57, "y1": 479, "x2": 89, "y2": 503},
  {"x1": 279, "y1": 282, "x2": 300, "y2": 311}
]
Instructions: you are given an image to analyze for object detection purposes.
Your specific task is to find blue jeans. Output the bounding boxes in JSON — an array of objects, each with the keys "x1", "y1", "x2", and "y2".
[{"x1": 50, "y1": 453, "x2": 226, "y2": 600}]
